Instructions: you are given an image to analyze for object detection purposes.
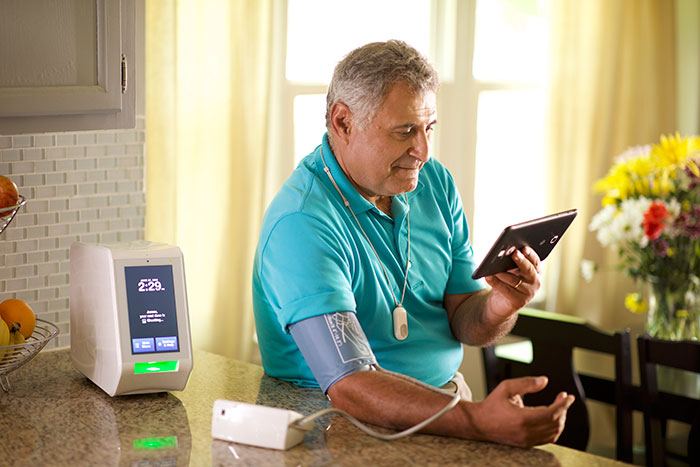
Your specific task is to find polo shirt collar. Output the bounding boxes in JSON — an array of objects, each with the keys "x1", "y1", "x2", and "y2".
[{"x1": 314, "y1": 133, "x2": 425, "y2": 215}]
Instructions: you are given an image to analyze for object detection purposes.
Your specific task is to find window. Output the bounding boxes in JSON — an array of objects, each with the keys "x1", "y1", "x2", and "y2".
[
  {"x1": 284, "y1": 0, "x2": 433, "y2": 166},
  {"x1": 469, "y1": 0, "x2": 550, "y2": 271},
  {"x1": 285, "y1": 0, "x2": 432, "y2": 84}
]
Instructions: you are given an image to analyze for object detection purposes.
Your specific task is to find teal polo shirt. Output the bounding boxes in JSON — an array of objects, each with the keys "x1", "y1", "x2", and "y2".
[{"x1": 252, "y1": 134, "x2": 485, "y2": 389}]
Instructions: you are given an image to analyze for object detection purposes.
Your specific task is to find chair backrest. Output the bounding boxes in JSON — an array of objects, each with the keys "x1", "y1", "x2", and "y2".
[
  {"x1": 482, "y1": 308, "x2": 633, "y2": 462},
  {"x1": 637, "y1": 334, "x2": 700, "y2": 467}
]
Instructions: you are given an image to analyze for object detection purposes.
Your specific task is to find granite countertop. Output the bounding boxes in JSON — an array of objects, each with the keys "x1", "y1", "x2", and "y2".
[{"x1": 0, "y1": 349, "x2": 627, "y2": 466}]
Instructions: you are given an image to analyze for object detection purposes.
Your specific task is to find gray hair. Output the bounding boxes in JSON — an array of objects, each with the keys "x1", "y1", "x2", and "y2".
[{"x1": 325, "y1": 40, "x2": 439, "y2": 131}]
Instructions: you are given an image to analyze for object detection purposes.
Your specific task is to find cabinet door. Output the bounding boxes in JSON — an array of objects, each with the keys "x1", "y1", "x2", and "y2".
[{"x1": 0, "y1": 0, "x2": 135, "y2": 134}]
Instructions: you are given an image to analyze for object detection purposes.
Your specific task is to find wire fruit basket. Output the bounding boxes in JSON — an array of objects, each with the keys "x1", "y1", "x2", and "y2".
[
  {"x1": 0, "y1": 195, "x2": 27, "y2": 236},
  {"x1": 1, "y1": 191, "x2": 58, "y2": 391},
  {"x1": 0, "y1": 318, "x2": 59, "y2": 391}
]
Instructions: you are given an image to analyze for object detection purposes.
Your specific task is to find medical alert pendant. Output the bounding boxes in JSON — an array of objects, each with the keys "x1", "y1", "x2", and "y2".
[{"x1": 393, "y1": 306, "x2": 408, "y2": 340}]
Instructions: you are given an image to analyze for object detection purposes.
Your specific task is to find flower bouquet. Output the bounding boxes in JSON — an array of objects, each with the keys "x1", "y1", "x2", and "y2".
[{"x1": 589, "y1": 133, "x2": 700, "y2": 340}]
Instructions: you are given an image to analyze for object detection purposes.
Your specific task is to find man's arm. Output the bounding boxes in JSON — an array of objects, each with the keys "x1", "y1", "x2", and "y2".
[
  {"x1": 327, "y1": 368, "x2": 574, "y2": 447},
  {"x1": 444, "y1": 246, "x2": 541, "y2": 347},
  {"x1": 289, "y1": 310, "x2": 572, "y2": 447}
]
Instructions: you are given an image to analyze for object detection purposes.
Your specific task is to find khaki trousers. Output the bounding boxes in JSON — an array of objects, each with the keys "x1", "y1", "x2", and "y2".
[{"x1": 440, "y1": 371, "x2": 472, "y2": 401}]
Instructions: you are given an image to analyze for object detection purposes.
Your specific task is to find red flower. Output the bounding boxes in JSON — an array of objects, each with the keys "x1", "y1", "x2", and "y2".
[{"x1": 643, "y1": 201, "x2": 668, "y2": 240}]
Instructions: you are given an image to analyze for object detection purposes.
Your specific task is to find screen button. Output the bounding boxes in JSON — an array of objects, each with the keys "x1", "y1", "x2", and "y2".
[
  {"x1": 132, "y1": 337, "x2": 156, "y2": 353},
  {"x1": 156, "y1": 336, "x2": 178, "y2": 352}
]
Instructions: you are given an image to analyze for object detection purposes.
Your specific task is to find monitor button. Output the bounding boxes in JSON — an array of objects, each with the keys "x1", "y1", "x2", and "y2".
[
  {"x1": 155, "y1": 336, "x2": 178, "y2": 352},
  {"x1": 132, "y1": 337, "x2": 156, "y2": 353}
]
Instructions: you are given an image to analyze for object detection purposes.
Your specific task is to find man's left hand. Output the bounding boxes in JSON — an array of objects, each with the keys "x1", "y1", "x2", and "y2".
[{"x1": 483, "y1": 246, "x2": 541, "y2": 324}]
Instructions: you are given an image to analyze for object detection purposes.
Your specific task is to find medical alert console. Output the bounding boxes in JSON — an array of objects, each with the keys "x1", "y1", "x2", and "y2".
[{"x1": 70, "y1": 241, "x2": 193, "y2": 396}]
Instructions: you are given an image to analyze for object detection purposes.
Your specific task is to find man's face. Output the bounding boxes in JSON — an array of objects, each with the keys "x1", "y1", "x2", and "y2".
[{"x1": 340, "y1": 81, "x2": 437, "y2": 200}]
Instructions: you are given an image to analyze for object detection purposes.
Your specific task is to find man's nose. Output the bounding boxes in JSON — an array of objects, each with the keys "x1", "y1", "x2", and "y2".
[{"x1": 409, "y1": 130, "x2": 431, "y2": 162}]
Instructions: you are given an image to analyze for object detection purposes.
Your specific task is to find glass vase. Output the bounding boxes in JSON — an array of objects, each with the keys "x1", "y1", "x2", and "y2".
[{"x1": 645, "y1": 280, "x2": 700, "y2": 341}]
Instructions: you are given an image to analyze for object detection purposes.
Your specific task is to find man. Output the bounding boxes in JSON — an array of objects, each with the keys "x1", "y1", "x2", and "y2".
[{"x1": 253, "y1": 40, "x2": 573, "y2": 447}]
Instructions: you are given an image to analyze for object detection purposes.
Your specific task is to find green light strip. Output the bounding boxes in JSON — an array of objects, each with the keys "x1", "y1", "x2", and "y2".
[
  {"x1": 133, "y1": 436, "x2": 178, "y2": 450},
  {"x1": 134, "y1": 360, "x2": 179, "y2": 374}
]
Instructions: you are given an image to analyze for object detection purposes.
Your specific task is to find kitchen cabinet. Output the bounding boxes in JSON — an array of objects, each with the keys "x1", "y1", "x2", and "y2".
[{"x1": 0, "y1": 0, "x2": 135, "y2": 134}]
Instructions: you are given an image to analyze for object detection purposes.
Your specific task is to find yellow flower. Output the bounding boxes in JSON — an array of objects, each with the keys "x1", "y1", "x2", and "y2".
[
  {"x1": 593, "y1": 134, "x2": 700, "y2": 205},
  {"x1": 651, "y1": 132, "x2": 700, "y2": 167},
  {"x1": 689, "y1": 159, "x2": 700, "y2": 177},
  {"x1": 675, "y1": 309, "x2": 689, "y2": 319},
  {"x1": 624, "y1": 293, "x2": 648, "y2": 314}
]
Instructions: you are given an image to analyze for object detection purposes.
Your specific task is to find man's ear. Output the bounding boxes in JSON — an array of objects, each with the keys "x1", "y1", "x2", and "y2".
[{"x1": 329, "y1": 102, "x2": 353, "y2": 145}]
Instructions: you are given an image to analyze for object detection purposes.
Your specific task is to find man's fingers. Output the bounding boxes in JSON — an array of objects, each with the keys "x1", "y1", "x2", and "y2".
[
  {"x1": 521, "y1": 246, "x2": 541, "y2": 273},
  {"x1": 549, "y1": 392, "x2": 575, "y2": 418},
  {"x1": 549, "y1": 392, "x2": 575, "y2": 409},
  {"x1": 486, "y1": 273, "x2": 530, "y2": 297},
  {"x1": 512, "y1": 250, "x2": 538, "y2": 283},
  {"x1": 497, "y1": 376, "x2": 548, "y2": 398},
  {"x1": 484, "y1": 275, "x2": 521, "y2": 298},
  {"x1": 521, "y1": 393, "x2": 574, "y2": 445}
]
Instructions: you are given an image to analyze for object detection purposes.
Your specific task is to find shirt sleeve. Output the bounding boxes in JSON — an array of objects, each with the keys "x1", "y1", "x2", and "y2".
[
  {"x1": 258, "y1": 212, "x2": 357, "y2": 331},
  {"x1": 444, "y1": 172, "x2": 487, "y2": 294}
]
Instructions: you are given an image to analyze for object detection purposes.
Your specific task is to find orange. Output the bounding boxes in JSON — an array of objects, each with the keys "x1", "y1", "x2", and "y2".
[
  {"x1": 0, "y1": 298, "x2": 36, "y2": 338},
  {"x1": 0, "y1": 175, "x2": 19, "y2": 217}
]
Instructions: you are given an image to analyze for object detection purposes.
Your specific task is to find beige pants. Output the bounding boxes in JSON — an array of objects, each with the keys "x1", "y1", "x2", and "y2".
[{"x1": 440, "y1": 371, "x2": 472, "y2": 401}]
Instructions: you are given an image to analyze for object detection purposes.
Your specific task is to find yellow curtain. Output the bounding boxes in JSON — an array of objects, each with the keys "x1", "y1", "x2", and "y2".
[
  {"x1": 145, "y1": 0, "x2": 276, "y2": 362},
  {"x1": 546, "y1": 0, "x2": 676, "y2": 331}
]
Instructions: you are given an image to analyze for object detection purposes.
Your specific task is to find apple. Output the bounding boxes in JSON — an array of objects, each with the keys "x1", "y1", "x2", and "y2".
[{"x1": 0, "y1": 175, "x2": 19, "y2": 217}]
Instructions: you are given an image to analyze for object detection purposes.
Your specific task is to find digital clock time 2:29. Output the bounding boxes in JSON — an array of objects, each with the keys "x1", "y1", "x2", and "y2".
[{"x1": 138, "y1": 278, "x2": 165, "y2": 292}]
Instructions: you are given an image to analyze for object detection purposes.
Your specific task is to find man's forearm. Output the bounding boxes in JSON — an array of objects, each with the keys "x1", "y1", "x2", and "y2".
[
  {"x1": 327, "y1": 368, "x2": 482, "y2": 440},
  {"x1": 449, "y1": 290, "x2": 517, "y2": 346},
  {"x1": 326, "y1": 362, "x2": 573, "y2": 448}
]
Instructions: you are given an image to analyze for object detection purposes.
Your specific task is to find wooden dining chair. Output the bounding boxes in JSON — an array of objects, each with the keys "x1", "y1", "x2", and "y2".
[
  {"x1": 482, "y1": 308, "x2": 633, "y2": 463},
  {"x1": 637, "y1": 334, "x2": 700, "y2": 467}
]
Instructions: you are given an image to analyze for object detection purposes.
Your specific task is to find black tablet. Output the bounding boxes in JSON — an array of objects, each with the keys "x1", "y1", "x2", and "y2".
[{"x1": 471, "y1": 209, "x2": 578, "y2": 279}]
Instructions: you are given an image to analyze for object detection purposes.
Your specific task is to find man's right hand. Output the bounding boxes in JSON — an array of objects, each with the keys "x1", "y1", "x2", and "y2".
[{"x1": 469, "y1": 376, "x2": 575, "y2": 447}]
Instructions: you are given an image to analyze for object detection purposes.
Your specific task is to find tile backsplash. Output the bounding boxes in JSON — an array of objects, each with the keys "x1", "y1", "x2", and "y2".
[{"x1": 0, "y1": 118, "x2": 146, "y2": 349}]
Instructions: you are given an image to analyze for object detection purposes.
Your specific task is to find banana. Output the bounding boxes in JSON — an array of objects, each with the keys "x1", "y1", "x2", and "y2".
[
  {"x1": 9, "y1": 323, "x2": 25, "y2": 360},
  {"x1": 0, "y1": 322, "x2": 26, "y2": 363},
  {"x1": 0, "y1": 319, "x2": 9, "y2": 361},
  {"x1": 10, "y1": 329, "x2": 25, "y2": 345}
]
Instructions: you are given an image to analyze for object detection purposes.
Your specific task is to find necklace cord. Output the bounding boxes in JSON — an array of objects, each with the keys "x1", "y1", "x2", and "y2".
[{"x1": 320, "y1": 146, "x2": 411, "y2": 308}]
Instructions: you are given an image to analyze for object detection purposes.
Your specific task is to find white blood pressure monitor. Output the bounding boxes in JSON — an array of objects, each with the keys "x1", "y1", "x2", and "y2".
[{"x1": 70, "y1": 241, "x2": 193, "y2": 396}]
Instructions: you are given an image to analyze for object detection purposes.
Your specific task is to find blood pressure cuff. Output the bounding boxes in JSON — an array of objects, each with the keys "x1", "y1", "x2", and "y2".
[{"x1": 289, "y1": 312, "x2": 377, "y2": 394}]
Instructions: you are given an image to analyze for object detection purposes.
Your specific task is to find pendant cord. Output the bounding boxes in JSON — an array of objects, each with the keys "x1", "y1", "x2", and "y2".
[
  {"x1": 320, "y1": 146, "x2": 411, "y2": 308},
  {"x1": 400, "y1": 205, "x2": 411, "y2": 306}
]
